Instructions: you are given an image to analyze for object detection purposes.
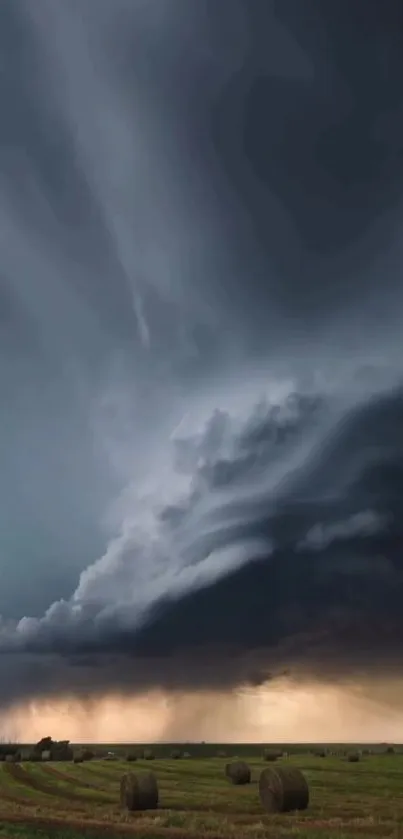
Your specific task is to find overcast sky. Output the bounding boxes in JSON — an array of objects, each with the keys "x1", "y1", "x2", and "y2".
[{"x1": 1, "y1": 0, "x2": 403, "y2": 738}]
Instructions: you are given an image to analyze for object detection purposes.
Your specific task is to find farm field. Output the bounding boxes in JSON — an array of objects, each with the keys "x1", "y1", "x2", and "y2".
[{"x1": 0, "y1": 747, "x2": 403, "y2": 839}]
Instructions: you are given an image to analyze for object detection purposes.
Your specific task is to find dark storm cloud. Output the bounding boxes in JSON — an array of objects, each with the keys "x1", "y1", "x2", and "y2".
[
  {"x1": 207, "y1": 0, "x2": 403, "y2": 332},
  {"x1": 1, "y1": 377, "x2": 403, "y2": 706},
  {"x1": 1, "y1": 0, "x2": 403, "y2": 708}
]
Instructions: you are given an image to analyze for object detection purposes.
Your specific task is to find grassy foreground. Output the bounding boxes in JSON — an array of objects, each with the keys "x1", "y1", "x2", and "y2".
[{"x1": 0, "y1": 748, "x2": 402, "y2": 839}]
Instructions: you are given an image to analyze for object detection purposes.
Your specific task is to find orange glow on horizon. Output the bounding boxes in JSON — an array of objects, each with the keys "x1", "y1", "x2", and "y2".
[{"x1": 2, "y1": 677, "x2": 403, "y2": 744}]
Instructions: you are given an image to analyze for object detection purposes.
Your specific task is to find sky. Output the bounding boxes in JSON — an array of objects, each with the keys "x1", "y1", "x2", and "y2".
[{"x1": 1, "y1": 0, "x2": 403, "y2": 743}]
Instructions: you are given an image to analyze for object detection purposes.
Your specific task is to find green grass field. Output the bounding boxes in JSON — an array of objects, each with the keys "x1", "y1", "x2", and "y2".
[{"x1": 0, "y1": 746, "x2": 402, "y2": 839}]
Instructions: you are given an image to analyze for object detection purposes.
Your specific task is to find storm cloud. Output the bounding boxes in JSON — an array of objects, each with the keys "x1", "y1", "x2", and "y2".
[{"x1": 1, "y1": 0, "x2": 403, "y2": 716}]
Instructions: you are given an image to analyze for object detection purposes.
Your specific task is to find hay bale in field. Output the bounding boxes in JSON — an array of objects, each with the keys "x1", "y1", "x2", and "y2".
[
  {"x1": 347, "y1": 752, "x2": 360, "y2": 763},
  {"x1": 143, "y1": 749, "x2": 155, "y2": 760},
  {"x1": 73, "y1": 749, "x2": 91, "y2": 762},
  {"x1": 126, "y1": 752, "x2": 138, "y2": 762},
  {"x1": 259, "y1": 765, "x2": 309, "y2": 813},
  {"x1": 183, "y1": 752, "x2": 191, "y2": 759},
  {"x1": 170, "y1": 749, "x2": 182, "y2": 759},
  {"x1": 263, "y1": 749, "x2": 281, "y2": 762},
  {"x1": 225, "y1": 761, "x2": 251, "y2": 785},
  {"x1": 386, "y1": 746, "x2": 395, "y2": 754},
  {"x1": 120, "y1": 771, "x2": 158, "y2": 811},
  {"x1": 314, "y1": 750, "x2": 327, "y2": 758},
  {"x1": 41, "y1": 750, "x2": 51, "y2": 761}
]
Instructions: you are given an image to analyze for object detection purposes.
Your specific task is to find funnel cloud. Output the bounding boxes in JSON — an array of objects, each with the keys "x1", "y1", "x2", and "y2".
[{"x1": 1, "y1": 0, "x2": 403, "y2": 731}]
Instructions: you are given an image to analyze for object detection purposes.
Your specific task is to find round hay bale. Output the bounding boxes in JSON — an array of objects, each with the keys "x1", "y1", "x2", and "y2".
[
  {"x1": 225, "y1": 761, "x2": 251, "y2": 785},
  {"x1": 263, "y1": 749, "x2": 281, "y2": 762},
  {"x1": 120, "y1": 771, "x2": 158, "y2": 811},
  {"x1": 73, "y1": 754, "x2": 84, "y2": 764},
  {"x1": 126, "y1": 752, "x2": 138, "y2": 762},
  {"x1": 170, "y1": 749, "x2": 182, "y2": 760},
  {"x1": 259, "y1": 766, "x2": 309, "y2": 813},
  {"x1": 143, "y1": 749, "x2": 155, "y2": 760},
  {"x1": 347, "y1": 752, "x2": 360, "y2": 763},
  {"x1": 75, "y1": 749, "x2": 93, "y2": 762}
]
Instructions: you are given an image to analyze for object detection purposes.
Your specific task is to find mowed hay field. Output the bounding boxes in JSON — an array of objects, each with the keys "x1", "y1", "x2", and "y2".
[{"x1": 0, "y1": 747, "x2": 403, "y2": 839}]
